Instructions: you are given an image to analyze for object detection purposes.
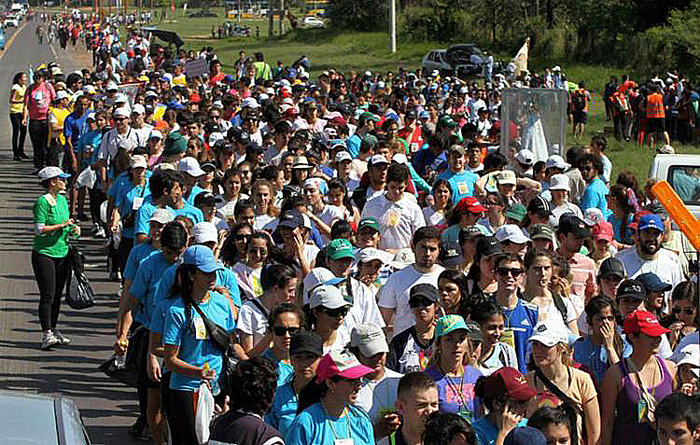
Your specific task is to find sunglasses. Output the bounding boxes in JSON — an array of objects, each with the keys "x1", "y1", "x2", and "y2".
[
  {"x1": 234, "y1": 233, "x2": 251, "y2": 241},
  {"x1": 322, "y1": 307, "x2": 349, "y2": 318},
  {"x1": 114, "y1": 117, "x2": 127, "y2": 121},
  {"x1": 496, "y1": 267, "x2": 524, "y2": 277},
  {"x1": 209, "y1": 115, "x2": 220, "y2": 119},
  {"x1": 673, "y1": 307, "x2": 696, "y2": 315},
  {"x1": 409, "y1": 297, "x2": 434, "y2": 309},
  {"x1": 273, "y1": 326, "x2": 301, "y2": 336}
]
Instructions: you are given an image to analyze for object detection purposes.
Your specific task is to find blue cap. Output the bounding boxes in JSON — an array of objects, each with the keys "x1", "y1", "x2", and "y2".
[
  {"x1": 637, "y1": 272, "x2": 672, "y2": 293},
  {"x1": 419, "y1": 110, "x2": 430, "y2": 119},
  {"x1": 638, "y1": 214, "x2": 664, "y2": 233},
  {"x1": 183, "y1": 245, "x2": 222, "y2": 273},
  {"x1": 504, "y1": 427, "x2": 547, "y2": 445}
]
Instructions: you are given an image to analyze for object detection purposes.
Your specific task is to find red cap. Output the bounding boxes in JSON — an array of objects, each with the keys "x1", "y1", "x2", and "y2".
[
  {"x1": 623, "y1": 310, "x2": 670, "y2": 337},
  {"x1": 482, "y1": 367, "x2": 537, "y2": 401},
  {"x1": 189, "y1": 93, "x2": 201, "y2": 104},
  {"x1": 329, "y1": 116, "x2": 347, "y2": 127},
  {"x1": 455, "y1": 197, "x2": 486, "y2": 214},
  {"x1": 591, "y1": 221, "x2": 613, "y2": 242}
]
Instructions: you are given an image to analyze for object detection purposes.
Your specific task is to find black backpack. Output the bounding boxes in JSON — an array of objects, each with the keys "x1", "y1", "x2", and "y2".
[
  {"x1": 572, "y1": 90, "x2": 586, "y2": 112},
  {"x1": 133, "y1": 56, "x2": 146, "y2": 74}
]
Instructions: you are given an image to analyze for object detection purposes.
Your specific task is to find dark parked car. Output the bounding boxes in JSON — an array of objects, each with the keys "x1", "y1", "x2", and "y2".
[
  {"x1": 188, "y1": 10, "x2": 217, "y2": 17},
  {"x1": 0, "y1": 391, "x2": 91, "y2": 444}
]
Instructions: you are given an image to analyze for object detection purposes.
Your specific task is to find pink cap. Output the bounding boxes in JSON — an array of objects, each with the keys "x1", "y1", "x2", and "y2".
[
  {"x1": 591, "y1": 221, "x2": 613, "y2": 242},
  {"x1": 315, "y1": 350, "x2": 374, "y2": 383}
]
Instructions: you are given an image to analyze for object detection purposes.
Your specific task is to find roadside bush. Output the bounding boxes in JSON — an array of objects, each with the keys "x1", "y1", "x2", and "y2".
[{"x1": 326, "y1": 0, "x2": 388, "y2": 32}]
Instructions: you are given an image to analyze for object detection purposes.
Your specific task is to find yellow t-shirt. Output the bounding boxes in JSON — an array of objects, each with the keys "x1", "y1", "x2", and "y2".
[
  {"x1": 10, "y1": 84, "x2": 26, "y2": 114},
  {"x1": 48, "y1": 107, "x2": 70, "y2": 145},
  {"x1": 172, "y1": 74, "x2": 188, "y2": 87}
]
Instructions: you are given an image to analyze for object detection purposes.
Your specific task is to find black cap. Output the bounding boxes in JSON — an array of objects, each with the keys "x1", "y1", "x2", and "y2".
[
  {"x1": 290, "y1": 331, "x2": 323, "y2": 357},
  {"x1": 406, "y1": 110, "x2": 417, "y2": 120},
  {"x1": 409, "y1": 283, "x2": 439, "y2": 303},
  {"x1": 645, "y1": 203, "x2": 669, "y2": 221},
  {"x1": 194, "y1": 192, "x2": 223, "y2": 207},
  {"x1": 637, "y1": 272, "x2": 672, "y2": 293},
  {"x1": 558, "y1": 215, "x2": 590, "y2": 238},
  {"x1": 527, "y1": 196, "x2": 551, "y2": 215},
  {"x1": 439, "y1": 241, "x2": 463, "y2": 268},
  {"x1": 617, "y1": 279, "x2": 646, "y2": 301},
  {"x1": 477, "y1": 236, "x2": 502, "y2": 258},
  {"x1": 530, "y1": 224, "x2": 554, "y2": 241},
  {"x1": 465, "y1": 320, "x2": 484, "y2": 342},
  {"x1": 598, "y1": 257, "x2": 626, "y2": 279}
]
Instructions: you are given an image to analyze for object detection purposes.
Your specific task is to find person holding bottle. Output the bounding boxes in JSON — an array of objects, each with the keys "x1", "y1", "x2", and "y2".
[
  {"x1": 162, "y1": 245, "x2": 236, "y2": 445},
  {"x1": 32, "y1": 166, "x2": 79, "y2": 350}
]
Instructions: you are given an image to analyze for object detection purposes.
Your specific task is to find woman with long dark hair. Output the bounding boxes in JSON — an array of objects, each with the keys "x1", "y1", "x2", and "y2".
[
  {"x1": 262, "y1": 303, "x2": 304, "y2": 386},
  {"x1": 231, "y1": 231, "x2": 270, "y2": 299},
  {"x1": 464, "y1": 236, "x2": 502, "y2": 299},
  {"x1": 607, "y1": 184, "x2": 635, "y2": 247},
  {"x1": 438, "y1": 269, "x2": 470, "y2": 319},
  {"x1": 162, "y1": 245, "x2": 236, "y2": 445},
  {"x1": 286, "y1": 350, "x2": 375, "y2": 444},
  {"x1": 664, "y1": 281, "x2": 699, "y2": 351},
  {"x1": 9, "y1": 71, "x2": 28, "y2": 161},
  {"x1": 219, "y1": 221, "x2": 253, "y2": 267}
]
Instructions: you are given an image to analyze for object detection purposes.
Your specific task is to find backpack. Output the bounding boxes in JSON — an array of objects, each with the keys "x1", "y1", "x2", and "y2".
[
  {"x1": 132, "y1": 56, "x2": 146, "y2": 74},
  {"x1": 572, "y1": 90, "x2": 586, "y2": 112}
]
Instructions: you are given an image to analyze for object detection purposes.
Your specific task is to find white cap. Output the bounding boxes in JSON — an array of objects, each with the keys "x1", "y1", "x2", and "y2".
[
  {"x1": 431, "y1": 69, "x2": 439, "y2": 77},
  {"x1": 193, "y1": 221, "x2": 218, "y2": 244},
  {"x1": 208, "y1": 132, "x2": 224, "y2": 147},
  {"x1": 145, "y1": 90, "x2": 158, "y2": 99},
  {"x1": 56, "y1": 90, "x2": 70, "y2": 100},
  {"x1": 350, "y1": 324, "x2": 389, "y2": 357},
  {"x1": 495, "y1": 170, "x2": 517, "y2": 186},
  {"x1": 392, "y1": 153, "x2": 408, "y2": 165},
  {"x1": 38, "y1": 166, "x2": 70, "y2": 181},
  {"x1": 115, "y1": 93, "x2": 128, "y2": 103},
  {"x1": 106, "y1": 81, "x2": 119, "y2": 91},
  {"x1": 358, "y1": 247, "x2": 390, "y2": 264},
  {"x1": 302, "y1": 177, "x2": 323, "y2": 191},
  {"x1": 309, "y1": 284, "x2": 351, "y2": 310},
  {"x1": 334, "y1": 151, "x2": 352, "y2": 163},
  {"x1": 178, "y1": 157, "x2": 206, "y2": 177},
  {"x1": 149, "y1": 208, "x2": 174, "y2": 224},
  {"x1": 130, "y1": 155, "x2": 148, "y2": 169},
  {"x1": 658, "y1": 144, "x2": 675, "y2": 154},
  {"x1": 673, "y1": 344, "x2": 700, "y2": 376},
  {"x1": 242, "y1": 97, "x2": 260, "y2": 109},
  {"x1": 113, "y1": 107, "x2": 130, "y2": 119},
  {"x1": 494, "y1": 224, "x2": 530, "y2": 244},
  {"x1": 161, "y1": 73, "x2": 173, "y2": 84},
  {"x1": 132, "y1": 103, "x2": 145, "y2": 115},
  {"x1": 369, "y1": 154, "x2": 389, "y2": 166},
  {"x1": 545, "y1": 155, "x2": 570, "y2": 170},
  {"x1": 584, "y1": 208, "x2": 604, "y2": 225},
  {"x1": 258, "y1": 93, "x2": 269, "y2": 102},
  {"x1": 364, "y1": 70, "x2": 372, "y2": 77},
  {"x1": 302, "y1": 267, "x2": 335, "y2": 304},
  {"x1": 515, "y1": 149, "x2": 535, "y2": 166},
  {"x1": 549, "y1": 173, "x2": 570, "y2": 191},
  {"x1": 552, "y1": 65, "x2": 561, "y2": 71},
  {"x1": 83, "y1": 85, "x2": 97, "y2": 94},
  {"x1": 149, "y1": 130, "x2": 163, "y2": 140},
  {"x1": 529, "y1": 322, "x2": 568, "y2": 347}
]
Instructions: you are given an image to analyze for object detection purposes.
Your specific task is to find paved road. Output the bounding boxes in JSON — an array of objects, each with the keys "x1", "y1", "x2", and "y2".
[{"x1": 0, "y1": 19, "x2": 143, "y2": 445}]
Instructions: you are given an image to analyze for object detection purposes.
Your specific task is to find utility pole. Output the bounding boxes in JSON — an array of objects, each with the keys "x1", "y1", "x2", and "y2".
[
  {"x1": 268, "y1": 0, "x2": 273, "y2": 37},
  {"x1": 389, "y1": 0, "x2": 396, "y2": 53},
  {"x1": 278, "y1": 0, "x2": 284, "y2": 35}
]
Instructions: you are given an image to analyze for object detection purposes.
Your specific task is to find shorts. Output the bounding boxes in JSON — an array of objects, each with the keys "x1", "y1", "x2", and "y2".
[
  {"x1": 647, "y1": 117, "x2": 666, "y2": 133},
  {"x1": 573, "y1": 111, "x2": 588, "y2": 124}
]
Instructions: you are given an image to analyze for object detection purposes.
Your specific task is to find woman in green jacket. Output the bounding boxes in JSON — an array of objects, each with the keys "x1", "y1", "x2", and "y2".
[{"x1": 32, "y1": 167, "x2": 80, "y2": 350}]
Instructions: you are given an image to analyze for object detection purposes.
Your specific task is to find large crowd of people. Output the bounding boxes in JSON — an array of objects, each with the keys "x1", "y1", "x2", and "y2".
[{"x1": 17, "y1": 11, "x2": 700, "y2": 445}]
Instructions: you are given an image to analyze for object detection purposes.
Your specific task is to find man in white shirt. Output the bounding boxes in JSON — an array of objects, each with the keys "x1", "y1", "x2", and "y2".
[
  {"x1": 616, "y1": 214, "x2": 684, "y2": 312},
  {"x1": 378, "y1": 226, "x2": 445, "y2": 339},
  {"x1": 361, "y1": 163, "x2": 426, "y2": 252}
]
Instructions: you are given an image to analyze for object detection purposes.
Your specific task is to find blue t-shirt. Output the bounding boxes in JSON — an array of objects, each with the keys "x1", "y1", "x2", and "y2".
[
  {"x1": 424, "y1": 365, "x2": 483, "y2": 421},
  {"x1": 64, "y1": 111, "x2": 88, "y2": 151},
  {"x1": 346, "y1": 134, "x2": 361, "y2": 158},
  {"x1": 411, "y1": 148, "x2": 446, "y2": 180},
  {"x1": 436, "y1": 169, "x2": 479, "y2": 205},
  {"x1": 78, "y1": 130, "x2": 103, "y2": 170},
  {"x1": 607, "y1": 212, "x2": 634, "y2": 245},
  {"x1": 284, "y1": 402, "x2": 374, "y2": 445},
  {"x1": 266, "y1": 375, "x2": 299, "y2": 437},
  {"x1": 185, "y1": 184, "x2": 206, "y2": 206},
  {"x1": 123, "y1": 241, "x2": 158, "y2": 282},
  {"x1": 472, "y1": 416, "x2": 528, "y2": 445},
  {"x1": 134, "y1": 199, "x2": 204, "y2": 237},
  {"x1": 115, "y1": 178, "x2": 152, "y2": 240},
  {"x1": 130, "y1": 251, "x2": 178, "y2": 329},
  {"x1": 262, "y1": 349, "x2": 294, "y2": 387},
  {"x1": 581, "y1": 177, "x2": 609, "y2": 216},
  {"x1": 163, "y1": 291, "x2": 236, "y2": 391},
  {"x1": 572, "y1": 335, "x2": 632, "y2": 385},
  {"x1": 498, "y1": 298, "x2": 539, "y2": 373}
]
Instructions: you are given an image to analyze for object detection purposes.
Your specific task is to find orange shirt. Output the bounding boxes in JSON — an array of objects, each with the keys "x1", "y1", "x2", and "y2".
[{"x1": 646, "y1": 93, "x2": 665, "y2": 119}]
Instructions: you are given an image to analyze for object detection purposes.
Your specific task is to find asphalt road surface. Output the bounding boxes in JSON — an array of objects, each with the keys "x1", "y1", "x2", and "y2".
[{"x1": 0, "y1": 19, "x2": 144, "y2": 445}]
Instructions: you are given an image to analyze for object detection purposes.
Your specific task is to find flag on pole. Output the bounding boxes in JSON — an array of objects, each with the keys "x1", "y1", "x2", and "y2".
[{"x1": 511, "y1": 37, "x2": 530, "y2": 77}]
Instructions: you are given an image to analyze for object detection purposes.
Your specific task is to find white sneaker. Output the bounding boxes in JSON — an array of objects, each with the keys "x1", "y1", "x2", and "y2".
[
  {"x1": 54, "y1": 331, "x2": 71, "y2": 345},
  {"x1": 41, "y1": 331, "x2": 60, "y2": 350},
  {"x1": 94, "y1": 227, "x2": 106, "y2": 238},
  {"x1": 90, "y1": 223, "x2": 100, "y2": 235}
]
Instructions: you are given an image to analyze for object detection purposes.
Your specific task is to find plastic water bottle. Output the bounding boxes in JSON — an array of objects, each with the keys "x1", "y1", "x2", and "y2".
[
  {"x1": 114, "y1": 339, "x2": 128, "y2": 369},
  {"x1": 203, "y1": 363, "x2": 220, "y2": 395}
]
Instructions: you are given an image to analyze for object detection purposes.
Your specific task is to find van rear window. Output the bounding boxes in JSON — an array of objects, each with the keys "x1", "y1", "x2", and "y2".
[{"x1": 668, "y1": 166, "x2": 700, "y2": 204}]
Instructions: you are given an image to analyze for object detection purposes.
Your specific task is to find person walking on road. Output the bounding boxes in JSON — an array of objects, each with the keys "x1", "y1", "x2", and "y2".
[
  {"x1": 22, "y1": 69, "x2": 56, "y2": 174},
  {"x1": 9, "y1": 72, "x2": 28, "y2": 162},
  {"x1": 32, "y1": 167, "x2": 80, "y2": 350}
]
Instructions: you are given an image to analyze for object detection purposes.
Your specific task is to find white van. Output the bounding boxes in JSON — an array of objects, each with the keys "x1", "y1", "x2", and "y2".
[{"x1": 648, "y1": 154, "x2": 700, "y2": 219}]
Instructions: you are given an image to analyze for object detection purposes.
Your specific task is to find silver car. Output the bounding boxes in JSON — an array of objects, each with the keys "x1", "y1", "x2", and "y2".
[{"x1": 0, "y1": 391, "x2": 91, "y2": 444}]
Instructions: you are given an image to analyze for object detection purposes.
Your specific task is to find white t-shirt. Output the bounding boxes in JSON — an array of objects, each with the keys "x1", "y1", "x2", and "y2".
[
  {"x1": 355, "y1": 368, "x2": 403, "y2": 424},
  {"x1": 215, "y1": 193, "x2": 249, "y2": 221},
  {"x1": 478, "y1": 342, "x2": 518, "y2": 376},
  {"x1": 378, "y1": 265, "x2": 445, "y2": 336},
  {"x1": 534, "y1": 296, "x2": 577, "y2": 332},
  {"x1": 322, "y1": 325, "x2": 350, "y2": 355},
  {"x1": 231, "y1": 262, "x2": 262, "y2": 299},
  {"x1": 315, "y1": 204, "x2": 345, "y2": 244},
  {"x1": 422, "y1": 206, "x2": 446, "y2": 227},
  {"x1": 361, "y1": 193, "x2": 426, "y2": 251},
  {"x1": 254, "y1": 214, "x2": 276, "y2": 231},
  {"x1": 237, "y1": 299, "x2": 270, "y2": 348},
  {"x1": 615, "y1": 247, "x2": 684, "y2": 311}
]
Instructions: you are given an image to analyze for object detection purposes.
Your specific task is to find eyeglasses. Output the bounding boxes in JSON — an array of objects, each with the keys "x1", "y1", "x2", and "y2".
[
  {"x1": 673, "y1": 307, "x2": 696, "y2": 315},
  {"x1": 234, "y1": 233, "x2": 251, "y2": 241},
  {"x1": 409, "y1": 297, "x2": 434, "y2": 309},
  {"x1": 273, "y1": 326, "x2": 301, "y2": 336},
  {"x1": 496, "y1": 267, "x2": 524, "y2": 277},
  {"x1": 322, "y1": 307, "x2": 349, "y2": 318},
  {"x1": 209, "y1": 114, "x2": 220, "y2": 119}
]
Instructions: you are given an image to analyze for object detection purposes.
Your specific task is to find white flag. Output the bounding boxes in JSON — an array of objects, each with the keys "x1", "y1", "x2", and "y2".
[{"x1": 511, "y1": 37, "x2": 530, "y2": 77}]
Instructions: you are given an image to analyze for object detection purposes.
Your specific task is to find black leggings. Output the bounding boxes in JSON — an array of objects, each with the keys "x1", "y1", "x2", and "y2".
[
  {"x1": 10, "y1": 113, "x2": 27, "y2": 157},
  {"x1": 116, "y1": 236, "x2": 134, "y2": 276},
  {"x1": 88, "y1": 187, "x2": 106, "y2": 226},
  {"x1": 31, "y1": 250, "x2": 70, "y2": 331},
  {"x1": 28, "y1": 119, "x2": 49, "y2": 169},
  {"x1": 167, "y1": 388, "x2": 197, "y2": 445}
]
